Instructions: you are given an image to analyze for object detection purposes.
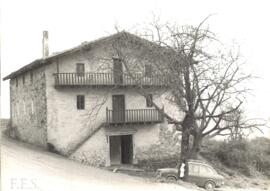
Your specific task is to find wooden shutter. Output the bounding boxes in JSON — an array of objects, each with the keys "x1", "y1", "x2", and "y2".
[{"x1": 77, "y1": 95, "x2": 85, "y2": 110}]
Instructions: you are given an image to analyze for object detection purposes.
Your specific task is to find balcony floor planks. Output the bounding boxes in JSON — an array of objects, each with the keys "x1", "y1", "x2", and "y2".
[
  {"x1": 54, "y1": 84, "x2": 167, "y2": 89},
  {"x1": 105, "y1": 120, "x2": 163, "y2": 127}
]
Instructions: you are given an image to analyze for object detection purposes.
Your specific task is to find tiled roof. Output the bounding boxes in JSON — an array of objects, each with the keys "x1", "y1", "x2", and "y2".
[{"x1": 3, "y1": 31, "x2": 140, "y2": 80}]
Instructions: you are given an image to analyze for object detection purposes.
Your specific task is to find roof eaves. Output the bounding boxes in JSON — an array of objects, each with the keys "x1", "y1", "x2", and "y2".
[
  {"x1": 2, "y1": 31, "x2": 152, "y2": 81},
  {"x1": 3, "y1": 59, "x2": 46, "y2": 80}
]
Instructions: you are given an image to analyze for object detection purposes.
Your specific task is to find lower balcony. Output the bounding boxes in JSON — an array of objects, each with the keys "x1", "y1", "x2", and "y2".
[{"x1": 106, "y1": 108, "x2": 164, "y2": 125}]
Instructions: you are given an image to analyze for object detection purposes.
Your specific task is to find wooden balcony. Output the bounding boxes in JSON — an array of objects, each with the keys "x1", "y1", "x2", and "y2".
[
  {"x1": 54, "y1": 73, "x2": 168, "y2": 87},
  {"x1": 106, "y1": 108, "x2": 164, "y2": 125}
]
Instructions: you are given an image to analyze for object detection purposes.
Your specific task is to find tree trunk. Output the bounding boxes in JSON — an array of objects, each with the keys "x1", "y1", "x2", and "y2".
[
  {"x1": 180, "y1": 124, "x2": 190, "y2": 163},
  {"x1": 189, "y1": 133, "x2": 202, "y2": 159},
  {"x1": 179, "y1": 114, "x2": 195, "y2": 179},
  {"x1": 180, "y1": 114, "x2": 193, "y2": 163}
]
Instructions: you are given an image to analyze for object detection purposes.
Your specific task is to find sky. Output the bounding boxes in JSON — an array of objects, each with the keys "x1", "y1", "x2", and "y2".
[{"x1": 1, "y1": 0, "x2": 270, "y2": 136}]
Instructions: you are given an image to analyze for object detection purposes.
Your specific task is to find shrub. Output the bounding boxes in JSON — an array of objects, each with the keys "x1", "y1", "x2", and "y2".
[
  {"x1": 137, "y1": 158, "x2": 179, "y2": 170},
  {"x1": 201, "y1": 138, "x2": 270, "y2": 177}
]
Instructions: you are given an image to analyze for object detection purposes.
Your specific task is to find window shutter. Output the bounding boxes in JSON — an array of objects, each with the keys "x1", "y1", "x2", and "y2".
[
  {"x1": 81, "y1": 96, "x2": 85, "y2": 109},
  {"x1": 77, "y1": 95, "x2": 85, "y2": 110}
]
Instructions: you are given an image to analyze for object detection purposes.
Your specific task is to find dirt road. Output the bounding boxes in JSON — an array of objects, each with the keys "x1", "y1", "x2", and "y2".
[
  {"x1": 1, "y1": 136, "x2": 194, "y2": 191},
  {"x1": 1, "y1": 135, "x2": 269, "y2": 191}
]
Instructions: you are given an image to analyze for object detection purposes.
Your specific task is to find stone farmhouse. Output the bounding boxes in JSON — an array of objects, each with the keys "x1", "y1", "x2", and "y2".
[{"x1": 3, "y1": 31, "x2": 182, "y2": 167}]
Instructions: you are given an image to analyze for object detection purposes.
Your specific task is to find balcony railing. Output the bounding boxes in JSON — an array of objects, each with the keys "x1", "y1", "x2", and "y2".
[
  {"x1": 54, "y1": 73, "x2": 168, "y2": 87},
  {"x1": 106, "y1": 108, "x2": 164, "y2": 125}
]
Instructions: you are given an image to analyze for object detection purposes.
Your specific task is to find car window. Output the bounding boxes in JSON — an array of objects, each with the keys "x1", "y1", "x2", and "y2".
[
  {"x1": 189, "y1": 163, "x2": 200, "y2": 175},
  {"x1": 200, "y1": 165, "x2": 216, "y2": 175}
]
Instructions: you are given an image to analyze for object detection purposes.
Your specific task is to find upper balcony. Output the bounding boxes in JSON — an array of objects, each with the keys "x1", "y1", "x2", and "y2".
[
  {"x1": 54, "y1": 73, "x2": 168, "y2": 88},
  {"x1": 106, "y1": 108, "x2": 164, "y2": 126}
]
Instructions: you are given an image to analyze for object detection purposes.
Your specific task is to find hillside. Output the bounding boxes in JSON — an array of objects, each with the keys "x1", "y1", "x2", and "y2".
[{"x1": 200, "y1": 138, "x2": 270, "y2": 190}]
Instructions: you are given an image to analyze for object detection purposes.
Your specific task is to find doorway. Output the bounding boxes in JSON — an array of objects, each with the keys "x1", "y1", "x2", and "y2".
[
  {"x1": 109, "y1": 135, "x2": 133, "y2": 165},
  {"x1": 121, "y1": 135, "x2": 133, "y2": 164},
  {"x1": 112, "y1": 95, "x2": 125, "y2": 123},
  {"x1": 113, "y1": 58, "x2": 123, "y2": 84}
]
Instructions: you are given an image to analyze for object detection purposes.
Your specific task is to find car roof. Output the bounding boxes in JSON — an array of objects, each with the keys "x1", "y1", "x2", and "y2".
[
  {"x1": 187, "y1": 159, "x2": 207, "y2": 164},
  {"x1": 188, "y1": 160, "x2": 213, "y2": 167}
]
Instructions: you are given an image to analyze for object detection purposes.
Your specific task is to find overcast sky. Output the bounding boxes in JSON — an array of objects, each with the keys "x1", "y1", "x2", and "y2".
[{"x1": 1, "y1": 0, "x2": 270, "y2": 136}]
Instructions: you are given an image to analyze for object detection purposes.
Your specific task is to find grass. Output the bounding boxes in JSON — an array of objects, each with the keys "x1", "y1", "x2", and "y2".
[{"x1": 200, "y1": 137, "x2": 270, "y2": 190}]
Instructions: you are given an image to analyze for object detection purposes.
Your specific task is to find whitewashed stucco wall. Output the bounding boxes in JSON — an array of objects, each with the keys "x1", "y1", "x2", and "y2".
[{"x1": 45, "y1": 39, "x2": 183, "y2": 166}]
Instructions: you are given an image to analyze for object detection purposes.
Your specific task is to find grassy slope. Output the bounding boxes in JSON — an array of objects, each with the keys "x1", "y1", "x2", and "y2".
[{"x1": 200, "y1": 138, "x2": 270, "y2": 190}]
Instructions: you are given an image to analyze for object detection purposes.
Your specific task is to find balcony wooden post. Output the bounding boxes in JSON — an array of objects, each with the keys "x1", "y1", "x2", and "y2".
[
  {"x1": 161, "y1": 106, "x2": 165, "y2": 122},
  {"x1": 106, "y1": 107, "x2": 108, "y2": 124},
  {"x1": 55, "y1": 73, "x2": 59, "y2": 86}
]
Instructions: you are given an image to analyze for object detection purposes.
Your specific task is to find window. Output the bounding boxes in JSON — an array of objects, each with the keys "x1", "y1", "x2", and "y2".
[
  {"x1": 146, "y1": 94, "x2": 153, "y2": 107},
  {"x1": 77, "y1": 95, "x2": 85, "y2": 110},
  {"x1": 200, "y1": 165, "x2": 216, "y2": 176},
  {"x1": 22, "y1": 75, "x2": 25, "y2": 85},
  {"x1": 145, "y1": 64, "x2": 152, "y2": 77},
  {"x1": 189, "y1": 164, "x2": 200, "y2": 175},
  {"x1": 76, "y1": 63, "x2": 85, "y2": 76},
  {"x1": 30, "y1": 71, "x2": 33, "y2": 83}
]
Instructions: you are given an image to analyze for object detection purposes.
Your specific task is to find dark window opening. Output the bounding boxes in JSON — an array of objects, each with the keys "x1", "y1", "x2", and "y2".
[
  {"x1": 76, "y1": 63, "x2": 85, "y2": 76},
  {"x1": 145, "y1": 64, "x2": 153, "y2": 77},
  {"x1": 77, "y1": 95, "x2": 85, "y2": 110},
  {"x1": 146, "y1": 94, "x2": 153, "y2": 107}
]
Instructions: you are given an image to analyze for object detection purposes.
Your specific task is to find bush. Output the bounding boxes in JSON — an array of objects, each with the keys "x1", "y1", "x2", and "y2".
[
  {"x1": 201, "y1": 138, "x2": 270, "y2": 177},
  {"x1": 137, "y1": 157, "x2": 179, "y2": 170}
]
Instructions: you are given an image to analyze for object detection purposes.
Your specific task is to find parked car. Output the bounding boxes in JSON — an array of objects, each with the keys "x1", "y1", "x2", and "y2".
[{"x1": 156, "y1": 159, "x2": 225, "y2": 191}]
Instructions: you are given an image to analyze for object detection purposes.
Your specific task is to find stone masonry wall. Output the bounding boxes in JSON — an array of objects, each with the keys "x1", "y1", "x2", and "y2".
[
  {"x1": 134, "y1": 122, "x2": 182, "y2": 168},
  {"x1": 10, "y1": 66, "x2": 47, "y2": 147}
]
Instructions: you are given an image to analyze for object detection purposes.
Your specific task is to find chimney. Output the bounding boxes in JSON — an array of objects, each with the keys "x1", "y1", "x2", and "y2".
[{"x1": 42, "y1": 31, "x2": 49, "y2": 58}]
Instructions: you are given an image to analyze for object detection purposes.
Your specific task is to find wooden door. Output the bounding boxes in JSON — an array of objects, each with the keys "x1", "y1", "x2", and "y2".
[
  {"x1": 112, "y1": 95, "x2": 125, "y2": 123},
  {"x1": 113, "y1": 58, "x2": 123, "y2": 84},
  {"x1": 109, "y1": 136, "x2": 121, "y2": 165},
  {"x1": 121, "y1": 135, "x2": 133, "y2": 164}
]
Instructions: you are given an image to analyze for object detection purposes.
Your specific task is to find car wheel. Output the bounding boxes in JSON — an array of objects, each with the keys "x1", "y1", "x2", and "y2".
[
  {"x1": 205, "y1": 181, "x2": 215, "y2": 191},
  {"x1": 166, "y1": 176, "x2": 177, "y2": 182}
]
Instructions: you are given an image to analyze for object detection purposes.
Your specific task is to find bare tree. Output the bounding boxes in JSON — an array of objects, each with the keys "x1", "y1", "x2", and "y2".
[
  {"x1": 219, "y1": 108, "x2": 266, "y2": 141},
  {"x1": 105, "y1": 16, "x2": 266, "y2": 165},
  {"x1": 79, "y1": 16, "x2": 266, "y2": 171}
]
